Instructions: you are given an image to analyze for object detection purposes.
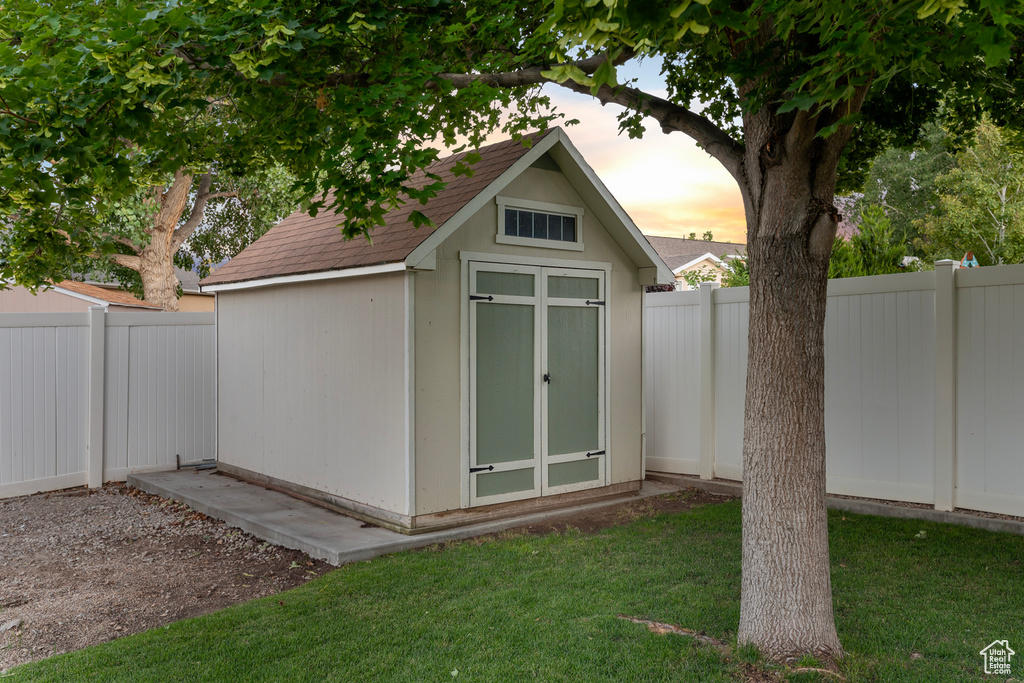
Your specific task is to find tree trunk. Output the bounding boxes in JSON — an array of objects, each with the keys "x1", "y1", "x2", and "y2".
[
  {"x1": 137, "y1": 172, "x2": 193, "y2": 312},
  {"x1": 735, "y1": 109, "x2": 846, "y2": 661},
  {"x1": 138, "y1": 237, "x2": 181, "y2": 311}
]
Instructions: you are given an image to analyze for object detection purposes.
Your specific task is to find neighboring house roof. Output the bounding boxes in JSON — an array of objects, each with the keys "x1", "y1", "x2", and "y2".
[
  {"x1": 202, "y1": 128, "x2": 674, "y2": 290},
  {"x1": 644, "y1": 236, "x2": 746, "y2": 273},
  {"x1": 174, "y1": 267, "x2": 202, "y2": 291},
  {"x1": 54, "y1": 280, "x2": 163, "y2": 309}
]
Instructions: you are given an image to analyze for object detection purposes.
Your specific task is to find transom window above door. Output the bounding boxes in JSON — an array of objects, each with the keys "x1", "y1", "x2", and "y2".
[{"x1": 496, "y1": 198, "x2": 584, "y2": 252}]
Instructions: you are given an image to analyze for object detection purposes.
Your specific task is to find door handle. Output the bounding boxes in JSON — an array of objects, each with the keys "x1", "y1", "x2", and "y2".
[{"x1": 543, "y1": 372, "x2": 551, "y2": 384}]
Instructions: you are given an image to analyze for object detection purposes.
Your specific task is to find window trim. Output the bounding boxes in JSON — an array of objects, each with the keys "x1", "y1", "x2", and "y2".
[{"x1": 496, "y1": 198, "x2": 585, "y2": 252}]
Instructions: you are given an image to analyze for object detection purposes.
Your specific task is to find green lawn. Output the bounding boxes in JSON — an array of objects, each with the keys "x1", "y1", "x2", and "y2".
[{"x1": 8, "y1": 494, "x2": 1023, "y2": 682}]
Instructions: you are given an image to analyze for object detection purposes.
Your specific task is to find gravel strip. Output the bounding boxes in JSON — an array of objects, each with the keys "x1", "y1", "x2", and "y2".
[{"x1": 0, "y1": 484, "x2": 331, "y2": 672}]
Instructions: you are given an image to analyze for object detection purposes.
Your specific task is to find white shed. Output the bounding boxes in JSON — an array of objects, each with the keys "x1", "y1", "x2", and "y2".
[{"x1": 202, "y1": 129, "x2": 673, "y2": 532}]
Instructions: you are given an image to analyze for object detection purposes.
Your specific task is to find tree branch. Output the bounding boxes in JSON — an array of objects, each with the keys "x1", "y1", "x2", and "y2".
[
  {"x1": 112, "y1": 235, "x2": 143, "y2": 253},
  {"x1": 555, "y1": 79, "x2": 745, "y2": 183},
  {"x1": 266, "y1": 52, "x2": 630, "y2": 91},
  {"x1": 0, "y1": 92, "x2": 40, "y2": 126},
  {"x1": 260, "y1": 49, "x2": 744, "y2": 181},
  {"x1": 111, "y1": 253, "x2": 142, "y2": 271},
  {"x1": 171, "y1": 173, "x2": 236, "y2": 251},
  {"x1": 432, "y1": 51, "x2": 744, "y2": 180}
]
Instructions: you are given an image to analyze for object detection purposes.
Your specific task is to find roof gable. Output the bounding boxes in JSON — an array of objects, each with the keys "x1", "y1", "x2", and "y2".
[{"x1": 203, "y1": 128, "x2": 673, "y2": 290}]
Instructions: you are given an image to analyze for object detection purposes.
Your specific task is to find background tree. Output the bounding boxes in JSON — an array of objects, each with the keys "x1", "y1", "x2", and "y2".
[
  {"x1": 86, "y1": 165, "x2": 302, "y2": 308},
  {"x1": 2, "y1": 0, "x2": 1022, "y2": 663},
  {"x1": 849, "y1": 123, "x2": 954, "y2": 251},
  {"x1": 829, "y1": 207, "x2": 914, "y2": 278},
  {"x1": 917, "y1": 118, "x2": 1024, "y2": 265},
  {"x1": 715, "y1": 207, "x2": 912, "y2": 286}
]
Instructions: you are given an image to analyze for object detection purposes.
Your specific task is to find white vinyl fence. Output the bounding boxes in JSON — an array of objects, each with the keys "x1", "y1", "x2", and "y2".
[
  {"x1": 644, "y1": 260, "x2": 1024, "y2": 518},
  {"x1": 0, "y1": 309, "x2": 215, "y2": 498}
]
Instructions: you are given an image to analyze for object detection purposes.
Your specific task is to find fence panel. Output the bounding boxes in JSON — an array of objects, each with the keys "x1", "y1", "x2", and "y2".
[
  {"x1": 644, "y1": 292, "x2": 701, "y2": 474},
  {"x1": 712, "y1": 291, "x2": 748, "y2": 480},
  {"x1": 955, "y1": 266, "x2": 1024, "y2": 517},
  {"x1": 823, "y1": 275, "x2": 936, "y2": 503},
  {"x1": 0, "y1": 310, "x2": 215, "y2": 498},
  {"x1": 644, "y1": 265, "x2": 1024, "y2": 518},
  {"x1": 0, "y1": 315, "x2": 90, "y2": 497}
]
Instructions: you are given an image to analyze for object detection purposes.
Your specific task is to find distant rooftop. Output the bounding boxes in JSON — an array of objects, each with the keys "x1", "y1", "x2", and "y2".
[
  {"x1": 644, "y1": 235, "x2": 746, "y2": 272},
  {"x1": 55, "y1": 281, "x2": 162, "y2": 309}
]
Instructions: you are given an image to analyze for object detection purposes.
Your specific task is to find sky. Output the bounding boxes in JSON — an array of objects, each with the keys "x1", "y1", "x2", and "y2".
[{"x1": 441, "y1": 59, "x2": 748, "y2": 244}]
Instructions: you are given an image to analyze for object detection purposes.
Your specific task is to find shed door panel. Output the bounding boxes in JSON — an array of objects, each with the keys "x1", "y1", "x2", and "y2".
[
  {"x1": 469, "y1": 263, "x2": 542, "y2": 505},
  {"x1": 469, "y1": 262, "x2": 605, "y2": 507},
  {"x1": 542, "y1": 269, "x2": 605, "y2": 494}
]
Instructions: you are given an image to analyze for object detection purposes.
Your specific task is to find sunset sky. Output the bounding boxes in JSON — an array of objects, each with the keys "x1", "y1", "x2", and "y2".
[{"x1": 443, "y1": 60, "x2": 748, "y2": 245}]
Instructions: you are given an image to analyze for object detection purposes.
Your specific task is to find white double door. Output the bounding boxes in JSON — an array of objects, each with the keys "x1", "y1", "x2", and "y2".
[{"x1": 468, "y1": 261, "x2": 606, "y2": 506}]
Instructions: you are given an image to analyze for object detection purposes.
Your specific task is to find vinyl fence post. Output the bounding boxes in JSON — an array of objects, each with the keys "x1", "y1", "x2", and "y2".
[
  {"x1": 699, "y1": 281, "x2": 720, "y2": 480},
  {"x1": 87, "y1": 306, "x2": 106, "y2": 489},
  {"x1": 933, "y1": 260, "x2": 958, "y2": 512}
]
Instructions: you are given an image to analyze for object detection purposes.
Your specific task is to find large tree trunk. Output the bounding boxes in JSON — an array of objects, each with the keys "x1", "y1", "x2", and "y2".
[
  {"x1": 138, "y1": 235, "x2": 181, "y2": 311},
  {"x1": 111, "y1": 170, "x2": 229, "y2": 312},
  {"x1": 138, "y1": 171, "x2": 193, "y2": 311},
  {"x1": 735, "y1": 107, "x2": 849, "y2": 661}
]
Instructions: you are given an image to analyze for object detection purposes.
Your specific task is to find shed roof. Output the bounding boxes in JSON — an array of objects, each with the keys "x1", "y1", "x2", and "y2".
[
  {"x1": 202, "y1": 129, "x2": 674, "y2": 291},
  {"x1": 202, "y1": 132, "x2": 551, "y2": 287}
]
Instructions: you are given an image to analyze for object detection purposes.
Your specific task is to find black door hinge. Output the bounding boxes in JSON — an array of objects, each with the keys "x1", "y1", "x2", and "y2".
[
  {"x1": 585, "y1": 450, "x2": 605, "y2": 458},
  {"x1": 470, "y1": 295, "x2": 494, "y2": 301},
  {"x1": 470, "y1": 465, "x2": 495, "y2": 473},
  {"x1": 585, "y1": 300, "x2": 605, "y2": 306}
]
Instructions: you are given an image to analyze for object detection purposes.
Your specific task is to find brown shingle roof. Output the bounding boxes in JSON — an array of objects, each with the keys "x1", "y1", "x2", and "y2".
[
  {"x1": 202, "y1": 132, "x2": 552, "y2": 287},
  {"x1": 56, "y1": 280, "x2": 163, "y2": 309},
  {"x1": 644, "y1": 236, "x2": 746, "y2": 272}
]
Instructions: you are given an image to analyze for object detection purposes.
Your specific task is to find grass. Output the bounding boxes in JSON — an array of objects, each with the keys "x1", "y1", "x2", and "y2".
[{"x1": 8, "y1": 496, "x2": 1024, "y2": 682}]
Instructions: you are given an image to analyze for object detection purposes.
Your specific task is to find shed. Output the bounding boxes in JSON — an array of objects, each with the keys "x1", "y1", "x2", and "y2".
[{"x1": 201, "y1": 128, "x2": 673, "y2": 533}]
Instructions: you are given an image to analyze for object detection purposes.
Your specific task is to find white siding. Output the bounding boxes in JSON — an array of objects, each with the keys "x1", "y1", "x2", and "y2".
[{"x1": 216, "y1": 273, "x2": 409, "y2": 515}]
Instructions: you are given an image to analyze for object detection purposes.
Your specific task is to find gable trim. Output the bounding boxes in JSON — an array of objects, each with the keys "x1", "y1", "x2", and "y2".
[
  {"x1": 405, "y1": 132, "x2": 563, "y2": 269},
  {"x1": 407, "y1": 129, "x2": 673, "y2": 284},
  {"x1": 201, "y1": 261, "x2": 407, "y2": 293},
  {"x1": 48, "y1": 286, "x2": 112, "y2": 309},
  {"x1": 546, "y1": 131, "x2": 674, "y2": 284},
  {"x1": 671, "y1": 252, "x2": 726, "y2": 274}
]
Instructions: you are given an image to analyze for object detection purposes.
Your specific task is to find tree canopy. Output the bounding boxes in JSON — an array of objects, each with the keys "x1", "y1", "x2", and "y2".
[
  {"x1": 3, "y1": 0, "x2": 1019, "y2": 288},
  {"x1": 2, "y1": 0, "x2": 1022, "y2": 663}
]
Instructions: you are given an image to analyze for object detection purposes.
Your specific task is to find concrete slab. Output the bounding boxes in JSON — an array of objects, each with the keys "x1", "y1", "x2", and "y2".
[{"x1": 128, "y1": 470, "x2": 681, "y2": 566}]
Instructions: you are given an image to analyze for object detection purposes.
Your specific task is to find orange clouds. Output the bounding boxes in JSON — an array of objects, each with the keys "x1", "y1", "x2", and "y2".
[
  {"x1": 429, "y1": 83, "x2": 748, "y2": 244},
  {"x1": 543, "y1": 88, "x2": 747, "y2": 243}
]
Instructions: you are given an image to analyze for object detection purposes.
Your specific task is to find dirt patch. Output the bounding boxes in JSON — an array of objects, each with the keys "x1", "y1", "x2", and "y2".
[
  {"x1": 505, "y1": 487, "x2": 735, "y2": 536},
  {"x1": 0, "y1": 484, "x2": 331, "y2": 672}
]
